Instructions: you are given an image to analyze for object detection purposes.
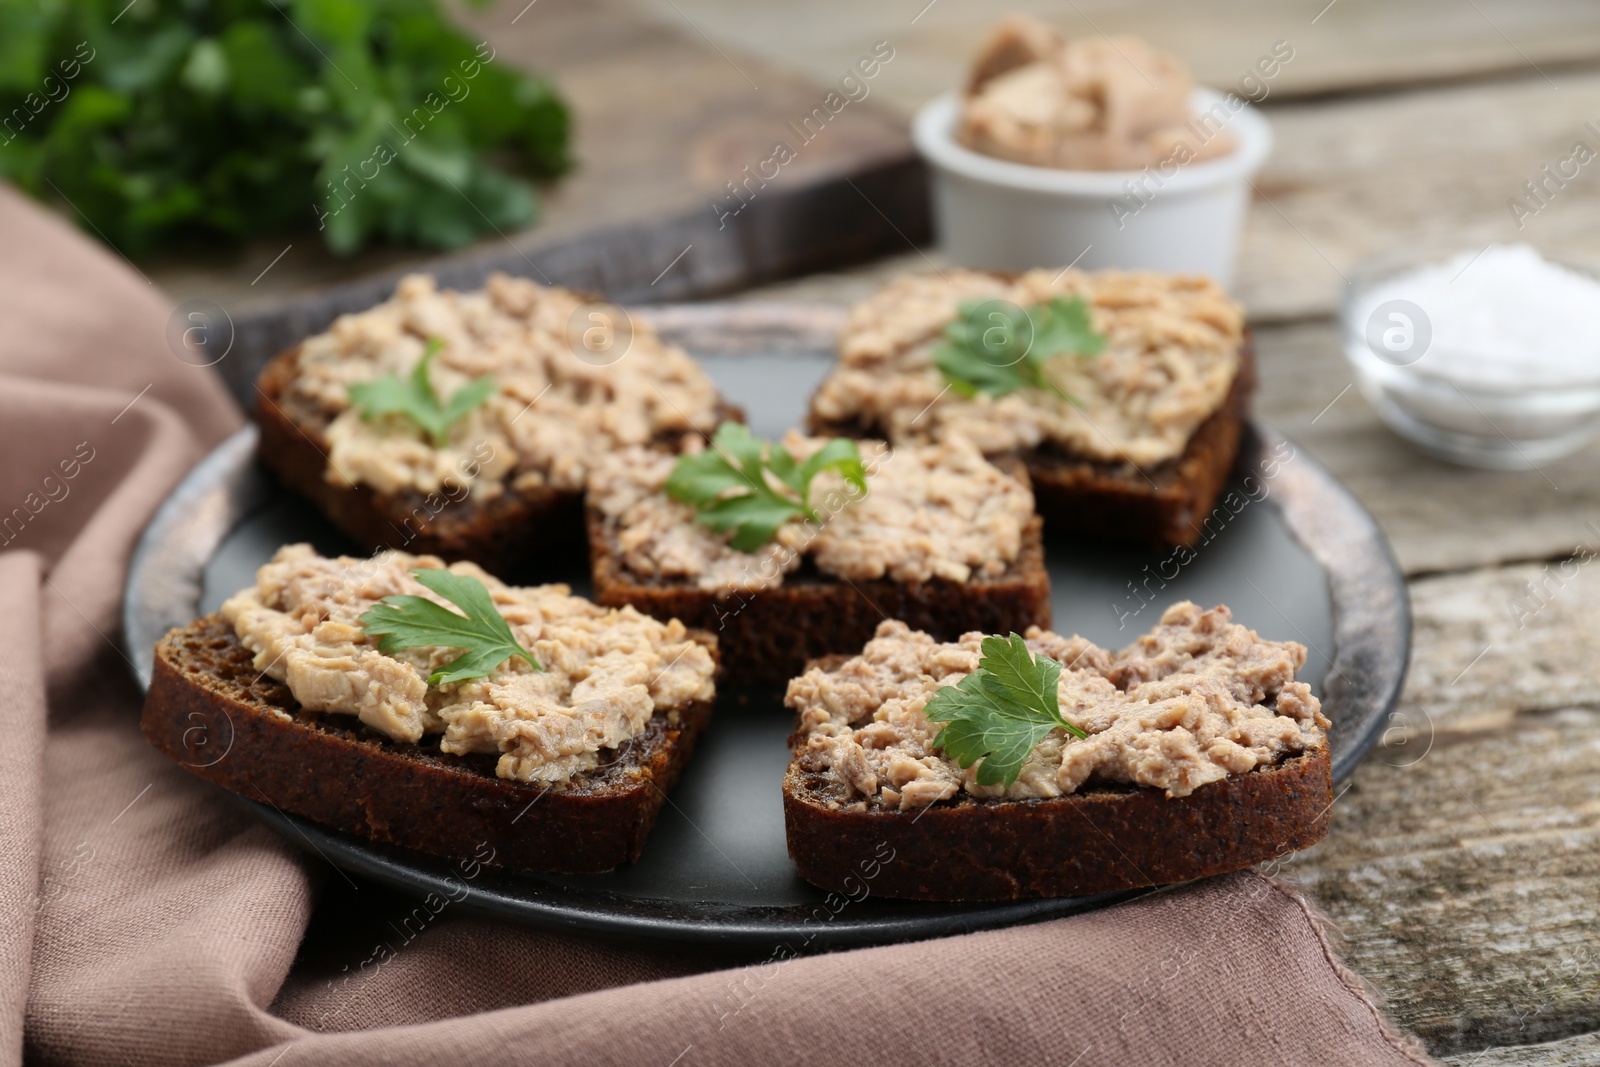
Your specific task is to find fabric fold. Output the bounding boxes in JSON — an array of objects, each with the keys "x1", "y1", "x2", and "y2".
[
  {"x1": 253, "y1": 872, "x2": 1436, "y2": 1067},
  {"x1": 0, "y1": 554, "x2": 46, "y2": 1066}
]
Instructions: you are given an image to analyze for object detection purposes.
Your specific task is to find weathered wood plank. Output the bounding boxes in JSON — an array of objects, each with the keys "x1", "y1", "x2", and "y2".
[
  {"x1": 1443, "y1": 1030, "x2": 1600, "y2": 1066},
  {"x1": 1278, "y1": 554, "x2": 1600, "y2": 1057},
  {"x1": 619, "y1": 0, "x2": 1600, "y2": 110},
  {"x1": 1282, "y1": 709, "x2": 1600, "y2": 1055},
  {"x1": 1237, "y1": 70, "x2": 1600, "y2": 321},
  {"x1": 1399, "y1": 562, "x2": 1600, "y2": 733}
]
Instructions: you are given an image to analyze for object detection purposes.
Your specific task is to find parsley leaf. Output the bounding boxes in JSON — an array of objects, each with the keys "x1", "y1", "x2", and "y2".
[
  {"x1": 358, "y1": 568, "x2": 539, "y2": 686},
  {"x1": 933, "y1": 296, "x2": 1106, "y2": 402},
  {"x1": 924, "y1": 633, "x2": 1089, "y2": 787},
  {"x1": 664, "y1": 423, "x2": 867, "y2": 552},
  {"x1": 347, "y1": 338, "x2": 496, "y2": 447}
]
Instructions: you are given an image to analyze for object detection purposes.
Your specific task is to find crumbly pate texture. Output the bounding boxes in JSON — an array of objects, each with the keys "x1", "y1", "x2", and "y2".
[
  {"x1": 586, "y1": 433, "x2": 1035, "y2": 593},
  {"x1": 786, "y1": 602, "x2": 1326, "y2": 812},
  {"x1": 288, "y1": 273, "x2": 722, "y2": 500},
  {"x1": 958, "y1": 15, "x2": 1235, "y2": 171},
  {"x1": 810, "y1": 268, "x2": 1244, "y2": 468},
  {"x1": 220, "y1": 544, "x2": 716, "y2": 785}
]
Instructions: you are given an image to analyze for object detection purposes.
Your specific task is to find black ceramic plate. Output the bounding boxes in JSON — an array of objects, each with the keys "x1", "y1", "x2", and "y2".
[{"x1": 123, "y1": 303, "x2": 1408, "y2": 950}]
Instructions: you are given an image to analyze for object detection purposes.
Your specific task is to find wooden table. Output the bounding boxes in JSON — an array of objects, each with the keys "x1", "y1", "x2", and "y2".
[{"x1": 140, "y1": 2, "x2": 1600, "y2": 1062}]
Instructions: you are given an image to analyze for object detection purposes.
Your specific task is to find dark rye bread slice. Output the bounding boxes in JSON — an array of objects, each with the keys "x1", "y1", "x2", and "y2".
[
  {"x1": 587, "y1": 513, "x2": 1052, "y2": 687},
  {"x1": 809, "y1": 336, "x2": 1257, "y2": 550},
  {"x1": 255, "y1": 345, "x2": 743, "y2": 579},
  {"x1": 783, "y1": 735, "x2": 1331, "y2": 902},
  {"x1": 142, "y1": 614, "x2": 715, "y2": 874}
]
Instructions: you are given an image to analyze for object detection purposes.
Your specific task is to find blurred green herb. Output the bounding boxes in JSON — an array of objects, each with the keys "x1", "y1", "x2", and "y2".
[
  {"x1": 347, "y1": 337, "x2": 495, "y2": 445},
  {"x1": 0, "y1": 0, "x2": 571, "y2": 256},
  {"x1": 665, "y1": 423, "x2": 868, "y2": 552},
  {"x1": 934, "y1": 296, "x2": 1105, "y2": 402}
]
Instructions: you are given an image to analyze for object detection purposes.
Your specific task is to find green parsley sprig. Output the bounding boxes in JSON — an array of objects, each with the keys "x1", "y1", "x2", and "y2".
[
  {"x1": 664, "y1": 423, "x2": 867, "y2": 552},
  {"x1": 0, "y1": 0, "x2": 571, "y2": 257},
  {"x1": 924, "y1": 633, "x2": 1089, "y2": 787},
  {"x1": 358, "y1": 568, "x2": 539, "y2": 686},
  {"x1": 933, "y1": 296, "x2": 1105, "y2": 402},
  {"x1": 347, "y1": 338, "x2": 496, "y2": 447}
]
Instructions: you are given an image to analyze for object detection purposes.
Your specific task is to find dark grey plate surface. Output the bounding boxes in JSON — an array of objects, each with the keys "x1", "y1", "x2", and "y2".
[{"x1": 123, "y1": 303, "x2": 1408, "y2": 950}]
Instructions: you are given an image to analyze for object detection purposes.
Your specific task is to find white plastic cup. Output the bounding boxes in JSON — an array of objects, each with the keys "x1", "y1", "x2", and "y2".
[{"x1": 912, "y1": 89, "x2": 1274, "y2": 287}]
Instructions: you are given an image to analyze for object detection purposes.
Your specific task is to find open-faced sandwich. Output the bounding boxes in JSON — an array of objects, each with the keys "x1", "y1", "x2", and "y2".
[
  {"x1": 255, "y1": 273, "x2": 738, "y2": 576},
  {"x1": 585, "y1": 423, "x2": 1051, "y2": 685},
  {"x1": 783, "y1": 602, "x2": 1330, "y2": 900},
  {"x1": 807, "y1": 269, "x2": 1253, "y2": 548},
  {"x1": 141, "y1": 544, "x2": 717, "y2": 873}
]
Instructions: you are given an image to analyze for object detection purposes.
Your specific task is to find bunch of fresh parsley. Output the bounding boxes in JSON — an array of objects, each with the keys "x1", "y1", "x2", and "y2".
[
  {"x1": 0, "y1": 0, "x2": 570, "y2": 256},
  {"x1": 924, "y1": 633, "x2": 1089, "y2": 787},
  {"x1": 933, "y1": 296, "x2": 1105, "y2": 401},
  {"x1": 664, "y1": 423, "x2": 867, "y2": 552},
  {"x1": 359, "y1": 568, "x2": 539, "y2": 685},
  {"x1": 347, "y1": 337, "x2": 495, "y2": 445}
]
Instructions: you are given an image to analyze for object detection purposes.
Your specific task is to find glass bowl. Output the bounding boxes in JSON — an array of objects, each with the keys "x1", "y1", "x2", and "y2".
[{"x1": 1340, "y1": 244, "x2": 1600, "y2": 469}]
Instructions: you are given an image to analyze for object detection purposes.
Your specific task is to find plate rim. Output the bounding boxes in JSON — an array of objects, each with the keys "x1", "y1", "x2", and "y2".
[{"x1": 241, "y1": 794, "x2": 1146, "y2": 950}]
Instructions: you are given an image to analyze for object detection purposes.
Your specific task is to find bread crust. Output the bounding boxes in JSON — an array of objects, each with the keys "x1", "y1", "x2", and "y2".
[
  {"x1": 782, "y1": 742, "x2": 1331, "y2": 901},
  {"x1": 586, "y1": 513, "x2": 1053, "y2": 687},
  {"x1": 142, "y1": 614, "x2": 714, "y2": 874},
  {"x1": 808, "y1": 336, "x2": 1257, "y2": 550},
  {"x1": 254, "y1": 346, "x2": 743, "y2": 578},
  {"x1": 1027, "y1": 337, "x2": 1256, "y2": 547}
]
